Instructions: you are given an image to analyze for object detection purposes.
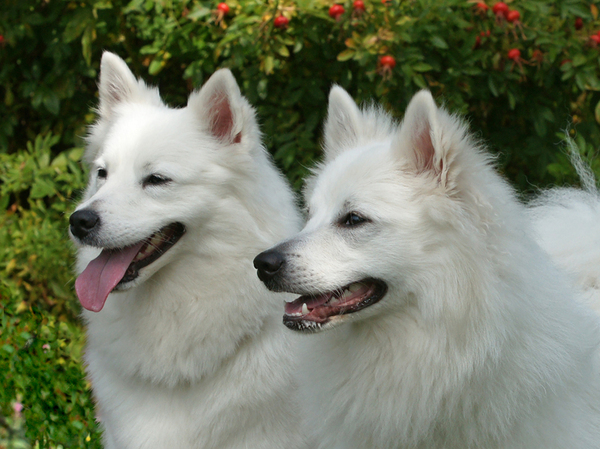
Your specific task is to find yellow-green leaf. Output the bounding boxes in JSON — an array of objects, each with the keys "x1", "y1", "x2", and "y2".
[
  {"x1": 337, "y1": 49, "x2": 356, "y2": 61},
  {"x1": 277, "y1": 45, "x2": 290, "y2": 58},
  {"x1": 264, "y1": 56, "x2": 274, "y2": 74}
]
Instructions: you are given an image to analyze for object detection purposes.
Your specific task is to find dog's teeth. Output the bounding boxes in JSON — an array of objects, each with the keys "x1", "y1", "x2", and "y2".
[
  {"x1": 348, "y1": 283, "x2": 362, "y2": 293},
  {"x1": 301, "y1": 303, "x2": 309, "y2": 315},
  {"x1": 341, "y1": 289, "x2": 353, "y2": 299},
  {"x1": 150, "y1": 235, "x2": 162, "y2": 247}
]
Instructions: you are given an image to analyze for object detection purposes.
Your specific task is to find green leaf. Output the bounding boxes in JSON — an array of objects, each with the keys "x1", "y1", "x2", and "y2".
[
  {"x1": 187, "y1": 6, "x2": 211, "y2": 20},
  {"x1": 412, "y1": 62, "x2": 433, "y2": 72},
  {"x1": 508, "y1": 91, "x2": 516, "y2": 110},
  {"x1": 562, "y1": 3, "x2": 591, "y2": 19},
  {"x1": 572, "y1": 55, "x2": 586, "y2": 67},
  {"x1": 43, "y1": 93, "x2": 60, "y2": 116},
  {"x1": 148, "y1": 58, "x2": 164, "y2": 75},
  {"x1": 68, "y1": 147, "x2": 85, "y2": 162},
  {"x1": 276, "y1": 45, "x2": 290, "y2": 58},
  {"x1": 264, "y1": 56, "x2": 274, "y2": 74},
  {"x1": 257, "y1": 79, "x2": 268, "y2": 100},
  {"x1": 337, "y1": 49, "x2": 356, "y2": 61},
  {"x1": 0, "y1": 194, "x2": 9, "y2": 210},
  {"x1": 488, "y1": 77, "x2": 499, "y2": 97},
  {"x1": 63, "y1": 8, "x2": 93, "y2": 43},
  {"x1": 30, "y1": 178, "x2": 56, "y2": 199},
  {"x1": 81, "y1": 25, "x2": 95, "y2": 67},
  {"x1": 51, "y1": 153, "x2": 68, "y2": 170},
  {"x1": 124, "y1": 0, "x2": 145, "y2": 12},
  {"x1": 413, "y1": 74, "x2": 427, "y2": 89},
  {"x1": 462, "y1": 67, "x2": 482, "y2": 76},
  {"x1": 430, "y1": 36, "x2": 448, "y2": 49},
  {"x1": 595, "y1": 100, "x2": 600, "y2": 125},
  {"x1": 38, "y1": 151, "x2": 50, "y2": 168}
]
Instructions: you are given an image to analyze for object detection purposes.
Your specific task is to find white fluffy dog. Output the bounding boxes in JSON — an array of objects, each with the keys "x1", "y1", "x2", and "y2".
[
  {"x1": 254, "y1": 87, "x2": 600, "y2": 449},
  {"x1": 70, "y1": 52, "x2": 309, "y2": 449}
]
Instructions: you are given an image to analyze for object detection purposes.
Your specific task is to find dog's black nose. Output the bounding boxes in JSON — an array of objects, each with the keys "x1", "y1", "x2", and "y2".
[
  {"x1": 253, "y1": 250, "x2": 285, "y2": 282},
  {"x1": 70, "y1": 209, "x2": 100, "y2": 239}
]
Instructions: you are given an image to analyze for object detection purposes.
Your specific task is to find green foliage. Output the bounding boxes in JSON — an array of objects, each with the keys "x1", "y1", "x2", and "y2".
[
  {"x1": 0, "y1": 132, "x2": 95, "y2": 447},
  {"x1": 0, "y1": 133, "x2": 86, "y2": 318},
  {"x1": 0, "y1": 293, "x2": 101, "y2": 448},
  {"x1": 1, "y1": 0, "x2": 599, "y2": 446}
]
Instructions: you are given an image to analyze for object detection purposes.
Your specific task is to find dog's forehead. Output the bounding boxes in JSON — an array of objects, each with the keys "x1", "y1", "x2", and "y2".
[
  {"x1": 308, "y1": 143, "x2": 397, "y2": 209},
  {"x1": 99, "y1": 105, "x2": 197, "y2": 167}
]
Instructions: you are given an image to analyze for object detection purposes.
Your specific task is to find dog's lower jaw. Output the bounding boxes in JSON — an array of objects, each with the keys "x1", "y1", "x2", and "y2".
[{"x1": 112, "y1": 276, "x2": 140, "y2": 292}]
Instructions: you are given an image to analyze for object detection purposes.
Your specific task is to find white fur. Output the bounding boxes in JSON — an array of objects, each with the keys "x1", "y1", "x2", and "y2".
[
  {"x1": 265, "y1": 87, "x2": 600, "y2": 448},
  {"x1": 529, "y1": 188, "x2": 600, "y2": 313},
  {"x1": 72, "y1": 52, "x2": 308, "y2": 448}
]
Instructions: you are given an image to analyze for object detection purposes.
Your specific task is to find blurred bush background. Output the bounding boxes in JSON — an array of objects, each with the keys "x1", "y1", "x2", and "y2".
[{"x1": 1, "y1": 0, "x2": 599, "y2": 446}]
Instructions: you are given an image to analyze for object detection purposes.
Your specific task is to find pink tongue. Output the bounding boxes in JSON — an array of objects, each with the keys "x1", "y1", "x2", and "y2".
[{"x1": 75, "y1": 243, "x2": 144, "y2": 312}]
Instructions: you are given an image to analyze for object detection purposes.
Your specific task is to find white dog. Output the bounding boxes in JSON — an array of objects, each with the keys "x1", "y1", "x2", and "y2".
[
  {"x1": 70, "y1": 52, "x2": 309, "y2": 449},
  {"x1": 254, "y1": 87, "x2": 600, "y2": 449}
]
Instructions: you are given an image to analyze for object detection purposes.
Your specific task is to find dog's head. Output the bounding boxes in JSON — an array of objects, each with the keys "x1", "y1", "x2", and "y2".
[
  {"x1": 255, "y1": 87, "x2": 499, "y2": 332},
  {"x1": 71, "y1": 52, "x2": 260, "y2": 312}
]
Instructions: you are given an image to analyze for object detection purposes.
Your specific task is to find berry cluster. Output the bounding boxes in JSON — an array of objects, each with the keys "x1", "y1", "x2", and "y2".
[{"x1": 473, "y1": 1, "x2": 599, "y2": 74}]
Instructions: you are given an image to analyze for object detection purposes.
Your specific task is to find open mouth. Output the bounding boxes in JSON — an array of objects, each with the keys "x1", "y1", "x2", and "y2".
[
  {"x1": 75, "y1": 222, "x2": 185, "y2": 312},
  {"x1": 283, "y1": 278, "x2": 387, "y2": 332},
  {"x1": 117, "y1": 222, "x2": 186, "y2": 286}
]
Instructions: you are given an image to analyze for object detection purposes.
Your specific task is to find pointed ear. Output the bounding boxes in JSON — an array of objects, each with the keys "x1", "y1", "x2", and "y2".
[
  {"x1": 323, "y1": 86, "x2": 363, "y2": 162},
  {"x1": 98, "y1": 52, "x2": 143, "y2": 119},
  {"x1": 187, "y1": 69, "x2": 245, "y2": 145},
  {"x1": 396, "y1": 90, "x2": 455, "y2": 186}
]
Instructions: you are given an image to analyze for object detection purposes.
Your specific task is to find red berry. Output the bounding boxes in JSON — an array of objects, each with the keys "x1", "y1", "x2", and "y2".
[
  {"x1": 274, "y1": 15, "x2": 289, "y2": 28},
  {"x1": 507, "y1": 48, "x2": 521, "y2": 60},
  {"x1": 0, "y1": 35, "x2": 4, "y2": 45},
  {"x1": 217, "y1": 2, "x2": 229, "y2": 14},
  {"x1": 492, "y1": 2, "x2": 509, "y2": 17},
  {"x1": 575, "y1": 17, "x2": 584, "y2": 30},
  {"x1": 329, "y1": 4, "x2": 345, "y2": 19},
  {"x1": 476, "y1": 2, "x2": 489, "y2": 12},
  {"x1": 506, "y1": 10, "x2": 520, "y2": 22},
  {"x1": 590, "y1": 35, "x2": 600, "y2": 45},
  {"x1": 381, "y1": 0, "x2": 390, "y2": 3},
  {"x1": 353, "y1": 0, "x2": 365, "y2": 11},
  {"x1": 380, "y1": 55, "x2": 396, "y2": 68}
]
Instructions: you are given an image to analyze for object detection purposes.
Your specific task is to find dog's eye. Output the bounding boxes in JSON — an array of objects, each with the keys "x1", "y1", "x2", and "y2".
[
  {"x1": 143, "y1": 174, "x2": 172, "y2": 188},
  {"x1": 97, "y1": 168, "x2": 107, "y2": 179},
  {"x1": 341, "y1": 212, "x2": 367, "y2": 227}
]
